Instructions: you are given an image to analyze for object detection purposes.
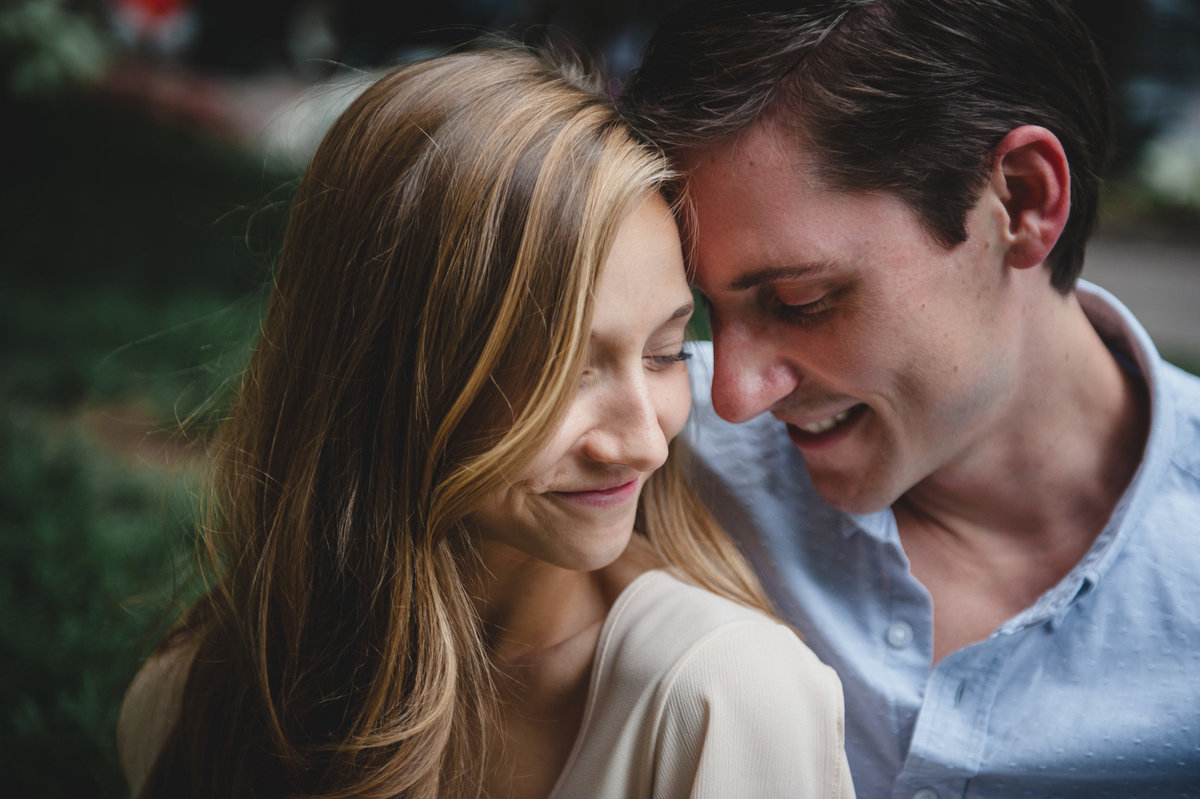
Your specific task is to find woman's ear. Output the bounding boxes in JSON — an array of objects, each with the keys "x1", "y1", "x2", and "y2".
[{"x1": 989, "y1": 125, "x2": 1071, "y2": 271}]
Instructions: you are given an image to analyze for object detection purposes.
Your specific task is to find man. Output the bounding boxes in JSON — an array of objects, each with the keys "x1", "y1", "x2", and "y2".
[{"x1": 622, "y1": 2, "x2": 1200, "y2": 796}]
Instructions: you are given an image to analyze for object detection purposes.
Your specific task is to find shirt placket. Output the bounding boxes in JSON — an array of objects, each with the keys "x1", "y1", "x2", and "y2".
[{"x1": 892, "y1": 639, "x2": 1009, "y2": 799}]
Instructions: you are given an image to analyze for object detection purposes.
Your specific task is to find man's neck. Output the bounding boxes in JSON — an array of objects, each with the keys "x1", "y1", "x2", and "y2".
[{"x1": 895, "y1": 291, "x2": 1150, "y2": 662}]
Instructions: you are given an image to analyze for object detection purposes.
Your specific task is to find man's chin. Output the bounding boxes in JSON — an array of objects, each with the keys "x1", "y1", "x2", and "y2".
[{"x1": 808, "y1": 470, "x2": 902, "y2": 516}]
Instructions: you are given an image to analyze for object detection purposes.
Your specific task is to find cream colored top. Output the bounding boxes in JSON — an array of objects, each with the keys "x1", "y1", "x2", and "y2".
[
  {"x1": 547, "y1": 569, "x2": 855, "y2": 798},
  {"x1": 119, "y1": 570, "x2": 854, "y2": 798}
]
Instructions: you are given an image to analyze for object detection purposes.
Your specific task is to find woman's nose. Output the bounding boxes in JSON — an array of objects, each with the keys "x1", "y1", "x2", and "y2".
[{"x1": 580, "y1": 379, "x2": 670, "y2": 472}]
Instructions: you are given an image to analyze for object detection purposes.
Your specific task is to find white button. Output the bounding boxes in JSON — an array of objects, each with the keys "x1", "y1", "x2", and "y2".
[
  {"x1": 886, "y1": 621, "x2": 914, "y2": 648},
  {"x1": 913, "y1": 789, "x2": 939, "y2": 799}
]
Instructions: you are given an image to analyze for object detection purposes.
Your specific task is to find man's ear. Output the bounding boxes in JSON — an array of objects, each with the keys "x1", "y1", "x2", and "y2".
[{"x1": 989, "y1": 126, "x2": 1070, "y2": 271}]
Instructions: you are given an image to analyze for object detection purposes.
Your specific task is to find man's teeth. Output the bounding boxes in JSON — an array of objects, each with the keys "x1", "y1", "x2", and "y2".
[{"x1": 798, "y1": 408, "x2": 852, "y2": 434}]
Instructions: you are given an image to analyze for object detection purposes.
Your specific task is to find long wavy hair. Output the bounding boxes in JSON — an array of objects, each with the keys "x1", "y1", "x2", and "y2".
[{"x1": 138, "y1": 47, "x2": 769, "y2": 798}]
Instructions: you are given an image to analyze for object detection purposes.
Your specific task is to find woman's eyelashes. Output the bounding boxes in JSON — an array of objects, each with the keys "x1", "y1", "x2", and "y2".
[
  {"x1": 646, "y1": 350, "x2": 692, "y2": 371},
  {"x1": 577, "y1": 345, "x2": 690, "y2": 388}
]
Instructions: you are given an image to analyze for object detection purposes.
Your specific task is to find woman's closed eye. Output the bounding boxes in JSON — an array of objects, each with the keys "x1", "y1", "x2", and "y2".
[{"x1": 645, "y1": 350, "x2": 692, "y2": 371}]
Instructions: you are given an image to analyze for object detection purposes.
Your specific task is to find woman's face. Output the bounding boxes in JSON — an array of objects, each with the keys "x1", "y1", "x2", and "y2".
[{"x1": 472, "y1": 194, "x2": 694, "y2": 572}]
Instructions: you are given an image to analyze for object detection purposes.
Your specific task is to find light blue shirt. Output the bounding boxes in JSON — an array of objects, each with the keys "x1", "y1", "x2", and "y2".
[{"x1": 681, "y1": 282, "x2": 1200, "y2": 798}]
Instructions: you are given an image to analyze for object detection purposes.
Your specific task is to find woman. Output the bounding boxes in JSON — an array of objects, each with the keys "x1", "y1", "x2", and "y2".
[{"x1": 118, "y1": 47, "x2": 854, "y2": 798}]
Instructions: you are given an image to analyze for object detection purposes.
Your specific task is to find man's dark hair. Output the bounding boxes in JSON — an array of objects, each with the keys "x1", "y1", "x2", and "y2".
[{"x1": 622, "y1": 0, "x2": 1113, "y2": 292}]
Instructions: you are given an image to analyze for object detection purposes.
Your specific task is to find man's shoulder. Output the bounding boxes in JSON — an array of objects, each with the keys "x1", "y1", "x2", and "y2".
[
  {"x1": 1159, "y1": 360, "x2": 1200, "y2": 482},
  {"x1": 1162, "y1": 358, "x2": 1200, "y2": 406},
  {"x1": 1161, "y1": 357, "x2": 1200, "y2": 398}
]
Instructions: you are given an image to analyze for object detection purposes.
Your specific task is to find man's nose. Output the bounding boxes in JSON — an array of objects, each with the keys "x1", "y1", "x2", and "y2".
[{"x1": 709, "y1": 317, "x2": 800, "y2": 424}]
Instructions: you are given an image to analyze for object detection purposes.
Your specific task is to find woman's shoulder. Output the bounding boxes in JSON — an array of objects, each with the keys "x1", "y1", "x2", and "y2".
[
  {"x1": 117, "y1": 631, "x2": 201, "y2": 795},
  {"x1": 642, "y1": 592, "x2": 854, "y2": 798},
  {"x1": 603, "y1": 569, "x2": 801, "y2": 647},
  {"x1": 599, "y1": 569, "x2": 838, "y2": 692},
  {"x1": 557, "y1": 570, "x2": 854, "y2": 798}
]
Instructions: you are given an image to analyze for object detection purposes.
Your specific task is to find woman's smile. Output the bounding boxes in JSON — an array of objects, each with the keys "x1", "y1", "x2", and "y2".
[
  {"x1": 550, "y1": 479, "x2": 641, "y2": 508},
  {"x1": 471, "y1": 194, "x2": 693, "y2": 572}
]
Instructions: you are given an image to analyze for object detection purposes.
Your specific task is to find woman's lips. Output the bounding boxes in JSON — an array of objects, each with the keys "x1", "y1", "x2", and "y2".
[{"x1": 552, "y1": 479, "x2": 640, "y2": 508}]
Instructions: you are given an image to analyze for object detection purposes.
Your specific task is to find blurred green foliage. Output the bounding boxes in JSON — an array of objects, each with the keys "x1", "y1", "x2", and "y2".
[
  {"x1": 1, "y1": 90, "x2": 293, "y2": 795},
  {"x1": 0, "y1": 416, "x2": 200, "y2": 797},
  {"x1": 0, "y1": 0, "x2": 112, "y2": 98}
]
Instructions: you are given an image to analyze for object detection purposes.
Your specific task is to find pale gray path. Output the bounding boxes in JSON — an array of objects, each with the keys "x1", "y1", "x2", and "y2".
[{"x1": 1083, "y1": 235, "x2": 1200, "y2": 365}]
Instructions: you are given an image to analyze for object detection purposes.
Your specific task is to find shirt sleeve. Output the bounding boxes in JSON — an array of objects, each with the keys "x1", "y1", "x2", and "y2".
[{"x1": 650, "y1": 620, "x2": 856, "y2": 799}]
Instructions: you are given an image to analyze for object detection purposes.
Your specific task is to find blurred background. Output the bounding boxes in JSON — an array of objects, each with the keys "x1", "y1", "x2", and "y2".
[{"x1": 2, "y1": 1, "x2": 1198, "y2": 795}]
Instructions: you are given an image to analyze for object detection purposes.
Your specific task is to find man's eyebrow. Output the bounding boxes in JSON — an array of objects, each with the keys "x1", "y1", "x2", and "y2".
[{"x1": 728, "y1": 262, "x2": 839, "y2": 292}]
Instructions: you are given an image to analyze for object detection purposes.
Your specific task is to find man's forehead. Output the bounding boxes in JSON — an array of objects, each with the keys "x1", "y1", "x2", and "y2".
[
  {"x1": 680, "y1": 119, "x2": 822, "y2": 181},
  {"x1": 677, "y1": 129, "x2": 881, "y2": 294},
  {"x1": 678, "y1": 131, "x2": 821, "y2": 258}
]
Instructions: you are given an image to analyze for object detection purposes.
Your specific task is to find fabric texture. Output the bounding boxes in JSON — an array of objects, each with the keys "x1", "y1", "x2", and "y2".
[
  {"x1": 679, "y1": 281, "x2": 1200, "y2": 799},
  {"x1": 549, "y1": 568, "x2": 855, "y2": 798}
]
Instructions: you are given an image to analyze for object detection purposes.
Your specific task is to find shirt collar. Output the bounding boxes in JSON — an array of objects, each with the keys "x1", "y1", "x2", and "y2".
[
  {"x1": 845, "y1": 506, "x2": 897, "y2": 542},
  {"x1": 1005, "y1": 280, "x2": 1173, "y2": 629},
  {"x1": 1059, "y1": 281, "x2": 1173, "y2": 585},
  {"x1": 842, "y1": 280, "x2": 1174, "y2": 625}
]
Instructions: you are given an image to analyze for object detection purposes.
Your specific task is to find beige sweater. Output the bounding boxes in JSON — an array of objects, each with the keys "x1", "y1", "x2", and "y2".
[{"x1": 547, "y1": 569, "x2": 855, "y2": 798}]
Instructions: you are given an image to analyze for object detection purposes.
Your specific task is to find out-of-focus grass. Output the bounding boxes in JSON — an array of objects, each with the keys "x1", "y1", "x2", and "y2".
[
  {"x1": 0, "y1": 415, "x2": 202, "y2": 798},
  {"x1": 0, "y1": 90, "x2": 294, "y2": 796}
]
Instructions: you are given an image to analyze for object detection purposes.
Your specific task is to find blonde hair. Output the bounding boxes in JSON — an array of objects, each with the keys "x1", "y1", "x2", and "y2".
[{"x1": 141, "y1": 47, "x2": 768, "y2": 799}]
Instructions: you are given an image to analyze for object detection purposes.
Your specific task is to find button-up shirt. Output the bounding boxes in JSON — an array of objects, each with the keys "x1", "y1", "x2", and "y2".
[{"x1": 681, "y1": 282, "x2": 1200, "y2": 798}]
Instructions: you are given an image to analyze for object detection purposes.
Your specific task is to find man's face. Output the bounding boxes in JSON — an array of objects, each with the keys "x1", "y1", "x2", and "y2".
[{"x1": 683, "y1": 122, "x2": 1022, "y2": 513}]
